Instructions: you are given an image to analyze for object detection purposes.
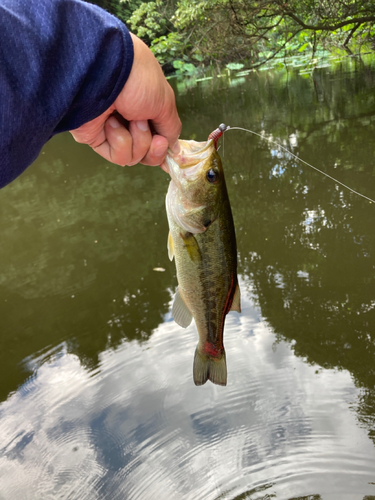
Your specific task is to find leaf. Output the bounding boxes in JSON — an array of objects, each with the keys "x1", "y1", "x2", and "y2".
[
  {"x1": 173, "y1": 59, "x2": 184, "y2": 69},
  {"x1": 226, "y1": 62, "x2": 245, "y2": 70},
  {"x1": 299, "y1": 43, "x2": 310, "y2": 52}
]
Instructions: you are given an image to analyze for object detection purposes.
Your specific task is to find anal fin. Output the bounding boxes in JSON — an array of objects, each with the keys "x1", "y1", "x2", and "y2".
[{"x1": 172, "y1": 287, "x2": 193, "y2": 328}]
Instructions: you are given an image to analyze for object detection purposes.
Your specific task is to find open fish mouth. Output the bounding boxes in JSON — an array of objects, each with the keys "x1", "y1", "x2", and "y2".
[
  {"x1": 166, "y1": 139, "x2": 214, "y2": 169},
  {"x1": 176, "y1": 140, "x2": 213, "y2": 166},
  {"x1": 164, "y1": 139, "x2": 215, "y2": 188}
]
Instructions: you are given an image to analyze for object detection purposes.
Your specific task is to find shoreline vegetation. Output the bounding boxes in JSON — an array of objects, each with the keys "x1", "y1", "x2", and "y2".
[{"x1": 88, "y1": 0, "x2": 375, "y2": 75}]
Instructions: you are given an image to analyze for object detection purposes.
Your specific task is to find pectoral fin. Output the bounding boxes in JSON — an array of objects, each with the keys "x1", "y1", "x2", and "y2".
[
  {"x1": 181, "y1": 232, "x2": 201, "y2": 263},
  {"x1": 172, "y1": 287, "x2": 193, "y2": 328},
  {"x1": 230, "y1": 284, "x2": 241, "y2": 313},
  {"x1": 167, "y1": 231, "x2": 174, "y2": 261}
]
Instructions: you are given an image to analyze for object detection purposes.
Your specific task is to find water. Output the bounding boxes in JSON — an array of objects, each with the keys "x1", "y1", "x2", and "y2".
[{"x1": 1, "y1": 56, "x2": 375, "y2": 499}]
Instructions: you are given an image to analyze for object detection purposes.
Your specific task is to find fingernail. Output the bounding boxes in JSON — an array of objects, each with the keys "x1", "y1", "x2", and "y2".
[
  {"x1": 136, "y1": 120, "x2": 149, "y2": 132},
  {"x1": 108, "y1": 116, "x2": 120, "y2": 128},
  {"x1": 154, "y1": 144, "x2": 167, "y2": 157},
  {"x1": 171, "y1": 140, "x2": 180, "y2": 154}
]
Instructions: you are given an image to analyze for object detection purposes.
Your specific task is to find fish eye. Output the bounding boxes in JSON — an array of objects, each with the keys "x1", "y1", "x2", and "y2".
[{"x1": 206, "y1": 168, "x2": 219, "y2": 184}]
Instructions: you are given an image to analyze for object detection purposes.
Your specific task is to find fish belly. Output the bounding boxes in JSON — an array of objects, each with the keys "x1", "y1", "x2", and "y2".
[{"x1": 170, "y1": 215, "x2": 236, "y2": 386}]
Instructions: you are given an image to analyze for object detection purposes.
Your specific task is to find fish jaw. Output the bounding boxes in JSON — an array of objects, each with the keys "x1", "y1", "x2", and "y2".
[
  {"x1": 165, "y1": 141, "x2": 223, "y2": 235},
  {"x1": 164, "y1": 140, "x2": 216, "y2": 193}
]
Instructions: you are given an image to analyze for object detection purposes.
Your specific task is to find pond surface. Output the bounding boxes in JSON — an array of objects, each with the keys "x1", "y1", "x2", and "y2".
[{"x1": 1, "y1": 56, "x2": 375, "y2": 500}]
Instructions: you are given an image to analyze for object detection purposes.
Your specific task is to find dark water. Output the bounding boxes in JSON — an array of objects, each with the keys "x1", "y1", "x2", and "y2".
[{"x1": 1, "y1": 56, "x2": 375, "y2": 499}]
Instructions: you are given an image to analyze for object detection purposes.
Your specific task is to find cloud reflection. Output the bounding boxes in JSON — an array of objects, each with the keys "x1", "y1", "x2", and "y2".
[{"x1": 0, "y1": 282, "x2": 375, "y2": 500}]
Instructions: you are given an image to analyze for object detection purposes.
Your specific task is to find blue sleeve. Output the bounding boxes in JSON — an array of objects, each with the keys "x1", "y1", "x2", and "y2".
[{"x1": 0, "y1": 0, "x2": 134, "y2": 188}]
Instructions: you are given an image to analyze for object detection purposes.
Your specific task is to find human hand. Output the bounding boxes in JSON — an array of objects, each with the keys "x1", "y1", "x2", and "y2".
[{"x1": 70, "y1": 33, "x2": 181, "y2": 167}]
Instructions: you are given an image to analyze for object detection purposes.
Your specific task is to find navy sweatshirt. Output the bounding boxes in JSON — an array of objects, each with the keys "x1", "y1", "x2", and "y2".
[{"x1": 0, "y1": 0, "x2": 134, "y2": 188}]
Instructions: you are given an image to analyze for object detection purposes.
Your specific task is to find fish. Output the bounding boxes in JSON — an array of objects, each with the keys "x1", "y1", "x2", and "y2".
[{"x1": 164, "y1": 132, "x2": 240, "y2": 386}]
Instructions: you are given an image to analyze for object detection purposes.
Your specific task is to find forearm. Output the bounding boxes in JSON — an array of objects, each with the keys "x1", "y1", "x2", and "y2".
[{"x1": 0, "y1": 0, "x2": 133, "y2": 188}]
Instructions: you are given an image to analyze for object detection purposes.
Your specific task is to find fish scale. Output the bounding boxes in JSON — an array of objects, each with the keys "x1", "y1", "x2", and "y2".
[{"x1": 164, "y1": 135, "x2": 241, "y2": 386}]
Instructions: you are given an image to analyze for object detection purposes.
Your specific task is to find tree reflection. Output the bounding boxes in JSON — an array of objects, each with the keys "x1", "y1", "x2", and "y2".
[
  {"x1": 220, "y1": 60, "x2": 375, "y2": 445},
  {"x1": 0, "y1": 136, "x2": 174, "y2": 400}
]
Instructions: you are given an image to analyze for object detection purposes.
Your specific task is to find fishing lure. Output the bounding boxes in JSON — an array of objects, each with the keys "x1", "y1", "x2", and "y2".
[{"x1": 208, "y1": 123, "x2": 229, "y2": 150}]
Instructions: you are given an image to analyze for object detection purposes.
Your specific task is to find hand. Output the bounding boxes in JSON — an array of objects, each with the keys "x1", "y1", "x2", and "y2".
[{"x1": 70, "y1": 33, "x2": 181, "y2": 167}]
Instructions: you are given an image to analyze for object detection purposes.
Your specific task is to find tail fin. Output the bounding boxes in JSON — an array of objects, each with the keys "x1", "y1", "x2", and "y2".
[{"x1": 193, "y1": 347, "x2": 227, "y2": 386}]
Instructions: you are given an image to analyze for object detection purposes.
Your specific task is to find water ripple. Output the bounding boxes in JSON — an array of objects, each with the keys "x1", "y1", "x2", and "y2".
[{"x1": 0, "y1": 288, "x2": 375, "y2": 499}]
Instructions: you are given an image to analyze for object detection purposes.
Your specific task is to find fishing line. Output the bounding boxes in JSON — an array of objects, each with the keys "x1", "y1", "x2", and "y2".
[
  {"x1": 217, "y1": 133, "x2": 225, "y2": 156},
  {"x1": 224, "y1": 125, "x2": 375, "y2": 204}
]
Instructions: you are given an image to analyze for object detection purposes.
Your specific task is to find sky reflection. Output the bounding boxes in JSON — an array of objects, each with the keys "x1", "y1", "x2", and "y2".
[{"x1": 1, "y1": 282, "x2": 374, "y2": 500}]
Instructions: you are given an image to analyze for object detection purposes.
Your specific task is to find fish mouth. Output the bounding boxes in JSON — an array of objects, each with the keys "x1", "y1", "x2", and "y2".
[
  {"x1": 164, "y1": 139, "x2": 215, "y2": 184},
  {"x1": 176, "y1": 140, "x2": 214, "y2": 168}
]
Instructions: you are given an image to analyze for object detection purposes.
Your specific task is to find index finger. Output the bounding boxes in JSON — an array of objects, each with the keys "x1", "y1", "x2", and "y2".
[{"x1": 151, "y1": 83, "x2": 181, "y2": 154}]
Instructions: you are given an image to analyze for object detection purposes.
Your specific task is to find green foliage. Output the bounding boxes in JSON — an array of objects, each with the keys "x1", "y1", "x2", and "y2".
[
  {"x1": 128, "y1": 1, "x2": 169, "y2": 43},
  {"x1": 226, "y1": 63, "x2": 245, "y2": 71},
  {"x1": 150, "y1": 32, "x2": 186, "y2": 65},
  {"x1": 173, "y1": 0, "x2": 215, "y2": 29},
  {"x1": 87, "y1": 0, "x2": 145, "y2": 24},
  {"x1": 90, "y1": 0, "x2": 375, "y2": 72},
  {"x1": 172, "y1": 59, "x2": 197, "y2": 74}
]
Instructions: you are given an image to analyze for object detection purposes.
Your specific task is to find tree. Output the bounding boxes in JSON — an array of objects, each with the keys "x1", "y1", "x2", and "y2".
[{"x1": 128, "y1": 0, "x2": 375, "y2": 68}]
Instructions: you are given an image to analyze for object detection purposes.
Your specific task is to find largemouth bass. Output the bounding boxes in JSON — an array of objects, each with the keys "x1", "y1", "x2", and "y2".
[{"x1": 164, "y1": 132, "x2": 240, "y2": 386}]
